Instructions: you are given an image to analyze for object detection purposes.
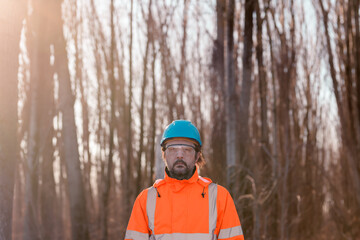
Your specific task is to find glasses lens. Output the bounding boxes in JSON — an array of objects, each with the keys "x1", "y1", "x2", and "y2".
[{"x1": 166, "y1": 144, "x2": 195, "y2": 156}]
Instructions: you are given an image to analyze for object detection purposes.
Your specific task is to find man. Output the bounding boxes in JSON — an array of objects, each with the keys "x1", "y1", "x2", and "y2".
[{"x1": 125, "y1": 120, "x2": 244, "y2": 240}]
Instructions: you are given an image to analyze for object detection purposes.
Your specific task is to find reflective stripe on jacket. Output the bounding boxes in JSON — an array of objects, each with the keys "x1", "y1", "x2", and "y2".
[{"x1": 125, "y1": 168, "x2": 244, "y2": 240}]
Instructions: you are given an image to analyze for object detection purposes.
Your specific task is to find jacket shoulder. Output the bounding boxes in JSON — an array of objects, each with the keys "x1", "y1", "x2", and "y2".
[
  {"x1": 216, "y1": 184, "x2": 230, "y2": 193},
  {"x1": 216, "y1": 184, "x2": 234, "y2": 202},
  {"x1": 198, "y1": 176, "x2": 213, "y2": 187},
  {"x1": 134, "y1": 187, "x2": 151, "y2": 206},
  {"x1": 153, "y1": 178, "x2": 165, "y2": 188}
]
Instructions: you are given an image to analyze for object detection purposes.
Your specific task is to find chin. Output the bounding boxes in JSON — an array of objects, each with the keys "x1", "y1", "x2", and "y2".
[
  {"x1": 173, "y1": 169, "x2": 186, "y2": 175},
  {"x1": 171, "y1": 167, "x2": 188, "y2": 175}
]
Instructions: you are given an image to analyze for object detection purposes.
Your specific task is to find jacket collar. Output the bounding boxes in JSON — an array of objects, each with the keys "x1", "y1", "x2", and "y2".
[{"x1": 153, "y1": 166, "x2": 212, "y2": 189}]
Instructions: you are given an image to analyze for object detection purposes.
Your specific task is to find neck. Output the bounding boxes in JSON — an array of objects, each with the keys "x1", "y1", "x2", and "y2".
[{"x1": 166, "y1": 166, "x2": 196, "y2": 180}]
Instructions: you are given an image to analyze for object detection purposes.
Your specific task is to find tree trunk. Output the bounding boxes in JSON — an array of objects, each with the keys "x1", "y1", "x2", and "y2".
[
  {"x1": 122, "y1": 0, "x2": 134, "y2": 237},
  {"x1": 137, "y1": 0, "x2": 153, "y2": 194},
  {"x1": 101, "y1": 0, "x2": 116, "y2": 239},
  {"x1": 75, "y1": 0, "x2": 94, "y2": 221},
  {"x1": 225, "y1": 0, "x2": 237, "y2": 193},
  {"x1": 254, "y1": 1, "x2": 268, "y2": 238},
  {"x1": 238, "y1": 0, "x2": 254, "y2": 165},
  {"x1": 53, "y1": 0, "x2": 89, "y2": 239},
  {"x1": 255, "y1": 0, "x2": 269, "y2": 156},
  {"x1": 238, "y1": 0, "x2": 254, "y2": 236},
  {"x1": 210, "y1": 0, "x2": 226, "y2": 186},
  {"x1": 177, "y1": 0, "x2": 189, "y2": 118},
  {"x1": 23, "y1": 3, "x2": 41, "y2": 238},
  {"x1": 0, "y1": 1, "x2": 24, "y2": 239},
  {"x1": 23, "y1": 1, "x2": 58, "y2": 239},
  {"x1": 156, "y1": 4, "x2": 177, "y2": 121},
  {"x1": 39, "y1": 58, "x2": 57, "y2": 239},
  {"x1": 355, "y1": 0, "x2": 360, "y2": 127},
  {"x1": 149, "y1": 44, "x2": 157, "y2": 186}
]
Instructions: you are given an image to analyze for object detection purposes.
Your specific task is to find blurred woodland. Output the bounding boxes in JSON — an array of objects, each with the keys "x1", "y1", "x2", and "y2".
[{"x1": 0, "y1": 0, "x2": 360, "y2": 239}]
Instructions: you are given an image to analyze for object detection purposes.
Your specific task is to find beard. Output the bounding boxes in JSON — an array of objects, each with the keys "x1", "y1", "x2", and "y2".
[{"x1": 168, "y1": 159, "x2": 195, "y2": 180}]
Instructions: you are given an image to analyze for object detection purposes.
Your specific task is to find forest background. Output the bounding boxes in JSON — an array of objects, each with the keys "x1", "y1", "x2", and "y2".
[{"x1": 0, "y1": 0, "x2": 359, "y2": 239}]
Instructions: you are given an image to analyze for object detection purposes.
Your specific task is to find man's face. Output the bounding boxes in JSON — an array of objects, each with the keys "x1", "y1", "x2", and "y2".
[{"x1": 163, "y1": 138, "x2": 199, "y2": 179}]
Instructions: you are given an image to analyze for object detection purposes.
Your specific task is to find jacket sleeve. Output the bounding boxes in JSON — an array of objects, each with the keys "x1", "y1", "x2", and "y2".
[
  {"x1": 216, "y1": 185, "x2": 244, "y2": 240},
  {"x1": 125, "y1": 189, "x2": 151, "y2": 240}
]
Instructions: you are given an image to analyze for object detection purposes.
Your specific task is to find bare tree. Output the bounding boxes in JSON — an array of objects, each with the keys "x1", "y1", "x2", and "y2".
[
  {"x1": 0, "y1": 1, "x2": 24, "y2": 239},
  {"x1": 23, "y1": 3, "x2": 41, "y2": 238},
  {"x1": 137, "y1": 0, "x2": 153, "y2": 194},
  {"x1": 319, "y1": 0, "x2": 360, "y2": 208},
  {"x1": 176, "y1": 0, "x2": 189, "y2": 118},
  {"x1": 317, "y1": 0, "x2": 360, "y2": 238},
  {"x1": 53, "y1": 0, "x2": 89, "y2": 239},
  {"x1": 252, "y1": 1, "x2": 269, "y2": 238},
  {"x1": 149, "y1": 40, "x2": 157, "y2": 187},
  {"x1": 23, "y1": 0, "x2": 57, "y2": 239},
  {"x1": 210, "y1": 0, "x2": 226, "y2": 186},
  {"x1": 156, "y1": 1, "x2": 179, "y2": 121},
  {"x1": 238, "y1": 0, "x2": 255, "y2": 166},
  {"x1": 237, "y1": 0, "x2": 254, "y2": 237},
  {"x1": 74, "y1": 0, "x2": 95, "y2": 222},
  {"x1": 225, "y1": 0, "x2": 237, "y2": 194},
  {"x1": 122, "y1": 1, "x2": 135, "y2": 237},
  {"x1": 100, "y1": 0, "x2": 116, "y2": 239}
]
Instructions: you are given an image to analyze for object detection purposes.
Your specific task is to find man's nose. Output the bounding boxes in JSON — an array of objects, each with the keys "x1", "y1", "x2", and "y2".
[{"x1": 175, "y1": 150, "x2": 184, "y2": 158}]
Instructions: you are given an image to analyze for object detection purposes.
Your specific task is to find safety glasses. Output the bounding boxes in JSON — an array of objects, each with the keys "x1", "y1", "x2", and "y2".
[{"x1": 165, "y1": 144, "x2": 196, "y2": 156}]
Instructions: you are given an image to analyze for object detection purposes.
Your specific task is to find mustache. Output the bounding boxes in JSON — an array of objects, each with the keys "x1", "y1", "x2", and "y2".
[{"x1": 174, "y1": 159, "x2": 187, "y2": 167}]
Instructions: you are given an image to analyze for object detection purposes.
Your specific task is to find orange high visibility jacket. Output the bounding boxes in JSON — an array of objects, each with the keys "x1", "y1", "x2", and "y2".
[{"x1": 125, "y1": 168, "x2": 244, "y2": 240}]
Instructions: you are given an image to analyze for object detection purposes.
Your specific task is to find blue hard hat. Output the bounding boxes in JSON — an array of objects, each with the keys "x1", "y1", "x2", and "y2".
[{"x1": 160, "y1": 120, "x2": 202, "y2": 146}]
